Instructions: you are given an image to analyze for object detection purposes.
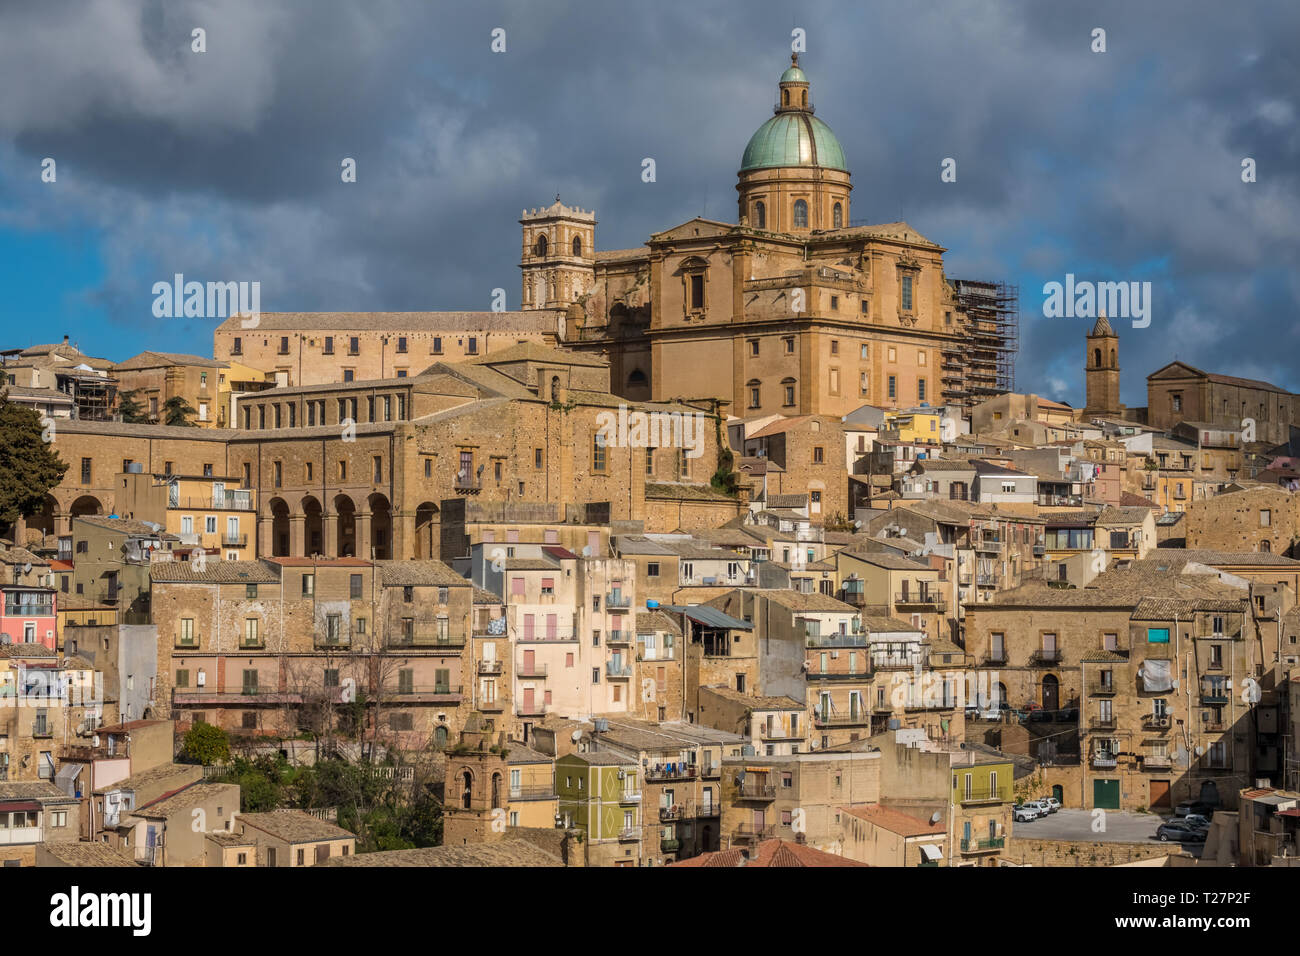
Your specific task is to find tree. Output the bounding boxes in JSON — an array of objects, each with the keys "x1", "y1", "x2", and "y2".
[
  {"x1": 116, "y1": 389, "x2": 149, "y2": 424},
  {"x1": 0, "y1": 389, "x2": 68, "y2": 539},
  {"x1": 180, "y1": 721, "x2": 231, "y2": 765},
  {"x1": 161, "y1": 395, "x2": 198, "y2": 426}
]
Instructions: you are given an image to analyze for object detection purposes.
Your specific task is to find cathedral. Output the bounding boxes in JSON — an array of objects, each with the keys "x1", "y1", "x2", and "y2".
[
  {"x1": 526, "y1": 55, "x2": 1017, "y2": 418},
  {"x1": 217, "y1": 56, "x2": 1017, "y2": 417}
]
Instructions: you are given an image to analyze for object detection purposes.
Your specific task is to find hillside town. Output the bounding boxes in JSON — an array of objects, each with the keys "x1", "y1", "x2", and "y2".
[{"x1": 2, "y1": 57, "x2": 1298, "y2": 871}]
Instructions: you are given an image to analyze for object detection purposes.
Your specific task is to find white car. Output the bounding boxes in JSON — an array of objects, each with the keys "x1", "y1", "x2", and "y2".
[
  {"x1": 1013, "y1": 804, "x2": 1040, "y2": 822},
  {"x1": 1041, "y1": 797, "x2": 1061, "y2": 813},
  {"x1": 1023, "y1": 799, "x2": 1053, "y2": 816}
]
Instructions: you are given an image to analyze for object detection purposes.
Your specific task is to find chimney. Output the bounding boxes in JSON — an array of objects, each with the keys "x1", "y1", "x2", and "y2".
[{"x1": 62, "y1": 335, "x2": 69, "y2": 345}]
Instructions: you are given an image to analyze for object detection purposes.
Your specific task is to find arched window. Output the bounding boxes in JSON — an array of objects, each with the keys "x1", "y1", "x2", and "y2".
[
  {"x1": 801, "y1": 90, "x2": 807, "y2": 107},
  {"x1": 832, "y1": 202, "x2": 843, "y2": 228},
  {"x1": 793, "y1": 200, "x2": 808, "y2": 229},
  {"x1": 1110, "y1": 348, "x2": 1116, "y2": 365},
  {"x1": 572, "y1": 236, "x2": 582, "y2": 257},
  {"x1": 491, "y1": 772, "x2": 502, "y2": 810},
  {"x1": 551, "y1": 376, "x2": 561, "y2": 402},
  {"x1": 461, "y1": 770, "x2": 473, "y2": 810},
  {"x1": 627, "y1": 369, "x2": 648, "y2": 389},
  {"x1": 1094, "y1": 348, "x2": 1102, "y2": 367},
  {"x1": 783, "y1": 89, "x2": 790, "y2": 106},
  {"x1": 434, "y1": 725, "x2": 448, "y2": 749},
  {"x1": 1261, "y1": 540, "x2": 1272, "y2": 553},
  {"x1": 534, "y1": 234, "x2": 548, "y2": 257},
  {"x1": 754, "y1": 201, "x2": 766, "y2": 229}
]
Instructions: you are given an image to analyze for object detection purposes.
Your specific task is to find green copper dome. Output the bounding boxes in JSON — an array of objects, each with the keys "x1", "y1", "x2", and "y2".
[
  {"x1": 740, "y1": 112, "x2": 848, "y2": 172},
  {"x1": 779, "y1": 64, "x2": 808, "y2": 83}
]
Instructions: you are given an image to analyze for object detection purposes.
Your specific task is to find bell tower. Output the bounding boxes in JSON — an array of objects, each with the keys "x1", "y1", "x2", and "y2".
[
  {"x1": 1084, "y1": 314, "x2": 1122, "y2": 419},
  {"x1": 520, "y1": 197, "x2": 596, "y2": 310}
]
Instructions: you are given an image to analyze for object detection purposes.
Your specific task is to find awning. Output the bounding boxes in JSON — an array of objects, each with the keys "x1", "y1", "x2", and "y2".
[
  {"x1": 920, "y1": 843, "x2": 944, "y2": 861},
  {"x1": 55, "y1": 763, "x2": 83, "y2": 797},
  {"x1": 1139, "y1": 659, "x2": 1173, "y2": 692},
  {"x1": 660, "y1": 605, "x2": 753, "y2": 631},
  {"x1": 0, "y1": 800, "x2": 42, "y2": 812}
]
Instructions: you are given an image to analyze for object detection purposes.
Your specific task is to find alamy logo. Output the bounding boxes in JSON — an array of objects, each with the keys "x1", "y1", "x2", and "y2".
[
  {"x1": 1042, "y1": 274, "x2": 1151, "y2": 328},
  {"x1": 151, "y1": 274, "x2": 261, "y2": 327},
  {"x1": 595, "y1": 404, "x2": 708, "y2": 459},
  {"x1": 50, "y1": 886, "x2": 151, "y2": 936}
]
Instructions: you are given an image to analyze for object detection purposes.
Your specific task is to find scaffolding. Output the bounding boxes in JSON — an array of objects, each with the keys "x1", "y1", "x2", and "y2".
[{"x1": 945, "y1": 279, "x2": 1019, "y2": 412}]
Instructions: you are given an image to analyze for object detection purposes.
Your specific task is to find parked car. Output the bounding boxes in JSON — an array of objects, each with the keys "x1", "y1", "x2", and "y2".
[
  {"x1": 1013, "y1": 804, "x2": 1040, "y2": 822},
  {"x1": 1054, "y1": 707, "x2": 1079, "y2": 722},
  {"x1": 1156, "y1": 821, "x2": 1207, "y2": 843},
  {"x1": 1023, "y1": 799, "x2": 1053, "y2": 816},
  {"x1": 1028, "y1": 709, "x2": 1053, "y2": 722},
  {"x1": 1182, "y1": 813, "x2": 1213, "y2": 830},
  {"x1": 1173, "y1": 801, "x2": 1217, "y2": 819},
  {"x1": 1042, "y1": 797, "x2": 1062, "y2": 813}
]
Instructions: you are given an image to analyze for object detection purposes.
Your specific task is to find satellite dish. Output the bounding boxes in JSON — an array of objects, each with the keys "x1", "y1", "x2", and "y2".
[
  {"x1": 930, "y1": 811, "x2": 942, "y2": 825},
  {"x1": 22, "y1": 563, "x2": 32, "y2": 575},
  {"x1": 571, "y1": 729, "x2": 583, "y2": 743}
]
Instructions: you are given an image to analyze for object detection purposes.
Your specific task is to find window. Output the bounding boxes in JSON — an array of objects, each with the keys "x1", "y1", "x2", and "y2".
[
  {"x1": 749, "y1": 386, "x2": 761, "y2": 408},
  {"x1": 813, "y1": 446, "x2": 824, "y2": 464},
  {"x1": 749, "y1": 339, "x2": 759, "y2": 356},
  {"x1": 918, "y1": 378, "x2": 926, "y2": 401},
  {"x1": 754, "y1": 200, "x2": 765, "y2": 228},
  {"x1": 232, "y1": 337, "x2": 242, "y2": 355},
  {"x1": 373, "y1": 456, "x2": 383, "y2": 483},
  {"x1": 535, "y1": 448, "x2": 543, "y2": 469},
  {"x1": 81, "y1": 458, "x2": 92, "y2": 484},
  {"x1": 645, "y1": 447, "x2": 655, "y2": 476},
  {"x1": 397, "y1": 336, "x2": 408, "y2": 353},
  {"x1": 833, "y1": 202, "x2": 843, "y2": 228},
  {"x1": 433, "y1": 336, "x2": 443, "y2": 354},
  {"x1": 792, "y1": 199, "x2": 808, "y2": 229},
  {"x1": 349, "y1": 336, "x2": 360, "y2": 355},
  {"x1": 302, "y1": 573, "x2": 315, "y2": 596},
  {"x1": 279, "y1": 336, "x2": 289, "y2": 355},
  {"x1": 592, "y1": 432, "x2": 607, "y2": 472},
  {"x1": 689, "y1": 274, "x2": 704, "y2": 310},
  {"x1": 888, "y1": 376, "x2": 897, "y2": 400},
  {"x1": 1261, "y1": 509, "x2": 1272, "y2": 527},
  {"x1": 647, "y1": 562, "x2": 660, "y2": 578},
  {"x1": 273, "y1": 461, "x2": 282, "y2": 488},
  {"x1": 323, "y1": 335, "x2": 334, "y2": 354},
  {"x1": 467, "y1": 336, "x2": 478, "y2": 355},
  {"x1": 901, "y1": 275, "x2": 914, "y2": 311},
  {"x1": 784, "y1": 385, "x2": 795, "y2": 406},
  {"x1": 784, "y1": 337, "x2": 794, "y2": 354}
]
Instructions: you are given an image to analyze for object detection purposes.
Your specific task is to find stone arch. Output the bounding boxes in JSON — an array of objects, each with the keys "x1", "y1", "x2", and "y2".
[
  {"x1": 754, "y1": 200, "x2": 766, "y2": 229},
  {"x1": 301, "y1": 495, "x2": 323, "y2": 557},
  {"x1": 414, "y1": 502, "x2": 438, "y2": 559},
  {"x1": 268, "y1": 498, "x2": 290, "y2": 557},
  {"x1": 833, "y1": 202, "x2": 843, "y2": 228},
  {"x1": 1041, "y1": 673, "x2": 1060, "y2": 711},
  {"x1": 1094, "y1": 348, "x2": 1102, "y2": 367},
  {"x1": 534, "y1": 234, "x2": 547, "y2": 257},
  {"x1": 27, "y1": 494, "x2": 58, "y2": 542},
  {"x1": 627, "y1": 369, "x2": 648, "y2": 390},
  {"x1": 491, "y1": 771, "x2": 502, "y2": 810},
  {"x1": 368, "y1": 492, "x2": 392, "y2": 560},
  {"x1": 70, "y1": 495, "x2": 103, "y2": 518},
  {"x1": 793, "y1": 199, "x2": 808, "y2": 229},
  {"x1": 572, "y1": 236, "x2": 582, "y2": 257},
  {"x1": 333, "y1": 494, "x2": 356, "y2": 558},
  {"x1": 460, "y1": 769, "x2": 474, "y2": 809}
]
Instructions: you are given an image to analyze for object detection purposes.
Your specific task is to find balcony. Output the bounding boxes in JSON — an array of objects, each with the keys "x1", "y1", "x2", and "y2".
[
  {"x1": 736, "y1": 781, "x2": 776, "y2": 801},
  {"x1": 605, "y1": 593, "x2": 631, "y2": 610},
  {"x1": 516, "y1": 662, "x2": 548, "y2": 679},
  {"x1": 700, "y1": 764, "x2": 721, "y2": 780},
  {"x1": 1201, "y1": 688, "x2": 1229, "y2": 705},
  {"x1": 733, "y1": 824, "x2": 775, "y2": 842},
  {"x1": 3, "y1": 603, "x2": 55, "y2": 617},
  {"x1": 807, "y1": 670, "x2": 873, "y2": 682},
  {"x1": 1029, "y1": 649, "x2": 1063, "y2": 666},
  {"x1": 894, "y1": 592, "x2": 947, "y2": 612},
  {"x1": 1141, "y1": 755, "x2": 1173, "y2": 771},
  {"x1": 381, "y1": 684, "x2": 463, "y2": 703},
  {"x1": 239, "y1": 638, "x2": 265, "y2": 650},
  {"x1": 806, "y1": 631, "x2": 869, "y2": 648},
  {"x1": 453, "y1": 476, "x2": 481, "y2": 493},
  {"x1": 975, "y1": 573, "x2": 998, "y2": 587},
  {"x1": 314, "y1": 635, "x2": 350, "y2": 650},
  {"x1": 174, "y1": 635, "x2": 200, "y2": 650},
  {"x1": 516, "y1": 702, "x2": 547, "y2": 717},
  {"x1": 645, "y1": 765, "x2": 698, "y2": 783},
  {"x1": 516, "y1": 628, "x2": 578, "y2": 643},
  {"x1": 478, "y1": 699, "x2": 505, "y2": 713},
  {"x1": 477, "y1": 660, "x2": 503, "y2": 676},
  {"x1": 606, "y1": 631, "x2": 632, "y2": 646},
  {"x1": 659, "y1": 806, "x2": 682, "y2": 822},
  {"x1": 814, "y1": 712, "x2": 871, "y2": 728},
  {"x1": 973, "y1": 537, "x2": 1002, "y2": 553},
  {"x1": 1091, "y1": 753, "x2": 1119, "y2": 769},
  {"x1": 660, "y1": 837, "x2": 681, "y2": 853},
  {"x1": 696, "y1": 804, "x2": 720, "y2": 818},
  {"x1": 618, "y1": 789, "x2": 642, "y2": 804},
  {"x1": 617, "y1": 827, "x2": 639, "y2": 842},
  {"x1": 1088, "y1": 717, "x2": 1117, "y2": 732},
  {"x1": 221, "y1": 534, "x2": 248, "y2": 548},
  {"x1": 1087, "y1": 681, "x2": 1118, "y2": 697},
  {"x1": 508, "y1": 784, "x2": 556, "y2": 801},
  {"x1": 960, "y1": 836, "x2": 1005, "y2": 853},
  {"x1": 389, "y1": 633, "x2": 466, "y2": 651},
  {"x1": 960, "y1": 787, "x2": 1012, "y2": 806},
  {"x1": 605, "y1": 662, "x2": 633, "y2": 679},
  {"x1": 982, "y1": 652, "x2": 1008, "y2": 666},
  {"x1": 1142, "y1": 713, "x2": 1172, "y2": 731}
]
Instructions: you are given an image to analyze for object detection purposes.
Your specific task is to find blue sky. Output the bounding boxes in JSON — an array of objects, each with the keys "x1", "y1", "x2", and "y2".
[{"x1": 0, "y1": 0, "x2": 1296, "y2": 409}]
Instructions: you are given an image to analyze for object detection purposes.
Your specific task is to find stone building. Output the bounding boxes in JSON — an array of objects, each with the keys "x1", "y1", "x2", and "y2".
[
  {"x1": 1183, "y1": 484, "x2": 1300, "y2": 557},
  {"x1": 1147, "y1": 361, "x2": 1300, "y2": 447}
]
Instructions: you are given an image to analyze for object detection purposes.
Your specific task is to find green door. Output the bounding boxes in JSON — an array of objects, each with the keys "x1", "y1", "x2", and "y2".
[{"x1": 1093, "y1": 778, "x2": 1120, "y2": 810}]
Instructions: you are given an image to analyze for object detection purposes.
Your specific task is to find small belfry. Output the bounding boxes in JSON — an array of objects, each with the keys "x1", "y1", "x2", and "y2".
[
  {"x1": 519, "y1": 196, "x2": 596, "y2": 310},
  {"x1": 736, "y1": 54, "x2": 852, "y2": 232},
  {"x1": 1084, "y1": 313, "x2": 1123, "y2": 419}
]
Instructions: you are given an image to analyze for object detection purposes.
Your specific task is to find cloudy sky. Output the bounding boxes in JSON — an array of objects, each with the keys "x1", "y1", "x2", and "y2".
[{"x1": 1, "y1": 0, "x2": 1296, "y2": 409}]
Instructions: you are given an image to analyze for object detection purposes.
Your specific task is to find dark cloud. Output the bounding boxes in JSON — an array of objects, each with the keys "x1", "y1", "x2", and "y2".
[{"x1": 0, "y1": 0, "x2": 1295, "y2": 408}]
